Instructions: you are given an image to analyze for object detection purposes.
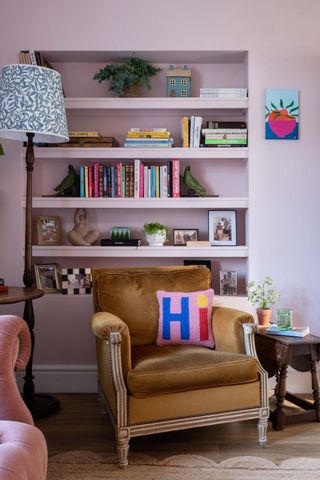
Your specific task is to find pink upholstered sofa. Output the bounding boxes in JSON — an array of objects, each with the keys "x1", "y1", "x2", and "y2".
[{"x1": 0, "y1": 315, "x2": 47, "y2": 480}]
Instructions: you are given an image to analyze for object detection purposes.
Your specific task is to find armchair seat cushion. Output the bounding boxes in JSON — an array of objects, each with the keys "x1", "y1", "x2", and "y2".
[{"x1": 127, "y1": 344, "x2": 258, "y2": 398}]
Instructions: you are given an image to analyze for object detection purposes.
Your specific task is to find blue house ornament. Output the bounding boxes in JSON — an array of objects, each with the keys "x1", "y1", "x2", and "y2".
[{"x1": 166, "y1": 65, "x2": 191, "y2": 97}]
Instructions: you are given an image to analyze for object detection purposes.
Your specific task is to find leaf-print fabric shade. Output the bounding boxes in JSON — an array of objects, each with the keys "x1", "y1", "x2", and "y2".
[{"x1": 0, "y1": 64, "x2": 68, "y2": 143}]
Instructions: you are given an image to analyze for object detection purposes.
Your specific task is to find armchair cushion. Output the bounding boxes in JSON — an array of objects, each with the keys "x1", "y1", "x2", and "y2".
[
  {"x1": 127, "y1": 344, "x2": 258, "y2": 397},
  {"x1": 156, "y1": 289, "x2": 214, "y2": 348}
]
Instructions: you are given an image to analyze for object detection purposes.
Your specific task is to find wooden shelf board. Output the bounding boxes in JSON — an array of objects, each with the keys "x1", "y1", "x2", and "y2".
[
  {"x1": 34, "y1": 146, "x2": 248, "y2": 160},
  {"x1": 32, "y1": 245, "x2": 249, "y2": 258},
  {"x1": 30, "y1": 197, "x2": 249, "y2": 209}
]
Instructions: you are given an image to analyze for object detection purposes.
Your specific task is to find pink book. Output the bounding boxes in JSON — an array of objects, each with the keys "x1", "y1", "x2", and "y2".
[
  {"x1": 139, "y1": 161, "x2": 144, "y2": 197},
  {"x1": 172, "y1": 159, "x2": 180, "y2": 198},
  {"x1": 88, "y1": 165, "x2": 93, "y2": 197},
  {"x1": 116, "y1": 162, "x2": 122, "y2": 197},
  {"x1": 93, "y1": 162, "x2": 100, "y2": 197}
]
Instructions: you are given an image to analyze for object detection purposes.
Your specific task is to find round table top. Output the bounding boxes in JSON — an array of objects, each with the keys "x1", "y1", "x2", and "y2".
[{"x1": 0, "y1": 286, "x2": 44, "y2": 304}]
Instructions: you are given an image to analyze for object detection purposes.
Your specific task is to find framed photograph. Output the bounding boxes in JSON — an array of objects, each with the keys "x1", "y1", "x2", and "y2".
[
  {"x1": 220, "y1": 271, "x2": 237, "y2": 296},
  {"x1": 37, "y1": 216, "x2": 61, "y2": 246},
  {"x1": 173, "y1": 229, "x2": 199, "y2": 246},
  {"x1": 61, "y1": 268, "x2": 92, "y2": 295},
  {"x1": 208, "y1": 210, "x2": 237, "y2": 246},
  {"x1": 34, "y1": 263, "x2": 60, "y2": 293}
]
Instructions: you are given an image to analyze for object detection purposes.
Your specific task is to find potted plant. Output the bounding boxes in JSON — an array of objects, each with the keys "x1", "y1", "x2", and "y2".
[
  {"x1": 143, "y1": 222, "x2": 169, "y2": 246},
  {"x1": 247, "y1": 276, "x2": 280, "y2": 327},
  {"x1": 93, "y1": 57, "x2": 160, "y2": 97}
]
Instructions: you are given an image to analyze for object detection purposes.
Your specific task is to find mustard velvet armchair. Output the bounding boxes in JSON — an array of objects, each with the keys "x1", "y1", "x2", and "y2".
[{"x1": 91, "y1": 266, "x2": 269, "y2": 468}]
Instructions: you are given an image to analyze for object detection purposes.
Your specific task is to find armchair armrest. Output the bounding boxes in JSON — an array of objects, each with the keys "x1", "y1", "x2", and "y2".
[
  {"x1": 91, "y1": 312, "x2": 132, "y2": 376},
  {"x1": 211, "y1": 306, "x2": 254, "y2": 354}
]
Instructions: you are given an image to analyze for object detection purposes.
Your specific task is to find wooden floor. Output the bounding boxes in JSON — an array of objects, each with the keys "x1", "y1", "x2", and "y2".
[{"x1": 35, "y1": 393, "x2": 320, "y2": 464}]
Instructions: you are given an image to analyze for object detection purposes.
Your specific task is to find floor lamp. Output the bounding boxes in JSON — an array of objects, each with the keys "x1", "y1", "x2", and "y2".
[{"x1": 0, "y1": 64, "x2": 69, "y2": 417}]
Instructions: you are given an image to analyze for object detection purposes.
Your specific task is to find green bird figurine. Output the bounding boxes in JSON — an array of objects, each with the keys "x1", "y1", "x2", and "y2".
[
  {"x1": 183, "y1": 165, "x2": 216, "y2": 197},
  {"x1": 43, "y1": 164, "x2": 78, "y2": 197}
]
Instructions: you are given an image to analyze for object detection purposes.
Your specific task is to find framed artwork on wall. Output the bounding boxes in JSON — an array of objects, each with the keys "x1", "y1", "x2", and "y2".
[
  {"x1": 265, "y1": 89, "x2": 299, "y2": 140},
  {"x1": 37, "y1": 216, "x2": 61, "y2": 246},
  {"x1": 34, "y1": 263, "x2": 60, "y2": 293},
  {"x1": 61, "y1": 268, "x2": 92, "y2": 295},
  {"x1": 208, "y1": 210, "x2": 237, "y2": 246}
]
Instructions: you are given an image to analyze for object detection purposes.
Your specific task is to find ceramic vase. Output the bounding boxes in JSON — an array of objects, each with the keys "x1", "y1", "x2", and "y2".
[
  {"x1": 145, "y1": 230, "x2": 167, "y2": 246},
  {"x1": 256, "y1": 308, "x2": 271, "y2": 327}
]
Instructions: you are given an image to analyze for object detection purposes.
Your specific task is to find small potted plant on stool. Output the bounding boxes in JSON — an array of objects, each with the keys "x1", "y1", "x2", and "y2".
[{"x1": 247, "y1": 276, "x2": 280, "y2": 327}]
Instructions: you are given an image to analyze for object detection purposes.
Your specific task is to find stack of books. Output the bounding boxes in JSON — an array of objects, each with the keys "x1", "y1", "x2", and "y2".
[
  {"x1": 265, "y1": 324, "x2": 310, "y2": 338},
  {"x1": 201, "y1": 121, "x2": 247, "y2": 148},
  {"x1": 36, "y1": 132, "x2": 119, "y2": 148},
  {"x1": 124, "y1": 128, "x2": 174, "y2": 148},
  {"x1": 200, "y1": 88, "x2": 248, "y2": 98}
]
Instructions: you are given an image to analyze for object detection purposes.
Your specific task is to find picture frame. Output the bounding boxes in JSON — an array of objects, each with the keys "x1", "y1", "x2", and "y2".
[
  {"x1": 34, "y1": 263, "x2": 60, "y2": 293},
  {"x1": 61, "y1": 268, "x2": 92, "y2": 295},
  {"x1": 37, "y1": 216, "x2": 61, "y2": 246},
  {"x1": 208, "y1": 210, "x2": 237, "y2": 246},
  {"x1": 173, "y1": 228, "x2": 199, "y2": 246},
  {"x1": 220, "y1": 271, "x2": 237, "y2": 296}
]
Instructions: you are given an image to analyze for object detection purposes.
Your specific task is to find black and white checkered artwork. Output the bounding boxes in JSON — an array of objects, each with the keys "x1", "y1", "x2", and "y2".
[{"x1": 61, "y1": 268, "x2": 92, "y2": 295}]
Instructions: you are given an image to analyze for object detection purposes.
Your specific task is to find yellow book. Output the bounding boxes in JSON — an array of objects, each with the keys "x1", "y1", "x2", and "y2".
[
  {"x1": 180, "y1": 117, "x2": 189, "y2": 148},
  {"x1": 68, "y1": 131, "x2": 102, "y2": 138},
  {"x1": 127, "y1": 131, "x2": 170, "y2": 138}
]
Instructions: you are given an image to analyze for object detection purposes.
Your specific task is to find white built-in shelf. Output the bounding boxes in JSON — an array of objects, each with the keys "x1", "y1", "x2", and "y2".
[
  {"x1": 34, "y1": 147, "x2": 248, "y2": 160},
  {"x1": 30, "y1": 197, "x2": 248, "y2": 209},
  {"x1": 32, "y1": 245, "x2": 248, "y2": 258},
  {"x1": 64, "y1": 97, "x2": 248, "y2": 112}
]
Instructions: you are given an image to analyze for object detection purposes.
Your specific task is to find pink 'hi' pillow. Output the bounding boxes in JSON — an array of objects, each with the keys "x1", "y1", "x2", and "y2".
[{"x1": 156, "y1": 289, "x2": 214, "y2": 348}]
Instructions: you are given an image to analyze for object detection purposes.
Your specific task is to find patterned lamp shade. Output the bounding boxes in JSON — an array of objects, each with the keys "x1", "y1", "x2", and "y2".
[{"x1": 0, "y1": 64, "x2": 68, "y2": 143}]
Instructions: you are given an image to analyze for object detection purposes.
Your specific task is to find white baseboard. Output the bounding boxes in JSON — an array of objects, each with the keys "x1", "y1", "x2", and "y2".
[
  {"x1": 15, "y1": 364, "x2": 315, "y2": 394},
  {"x1": 16, "y1": 364, "x2": 98, "y2": 393}
]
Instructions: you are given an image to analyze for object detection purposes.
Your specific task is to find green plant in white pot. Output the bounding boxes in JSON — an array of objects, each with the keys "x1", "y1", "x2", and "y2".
[
  {"x1": 144, "y1": 222, "x2": 169, "y2": 246},
  {"x1": 247, "y1": 276, "x2": 280, "y2": 327}
]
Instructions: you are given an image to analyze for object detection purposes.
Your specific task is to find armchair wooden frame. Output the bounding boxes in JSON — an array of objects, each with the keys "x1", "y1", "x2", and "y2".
[{"x1": 98, "y1": 323, "x2": 269, "y2": 468}]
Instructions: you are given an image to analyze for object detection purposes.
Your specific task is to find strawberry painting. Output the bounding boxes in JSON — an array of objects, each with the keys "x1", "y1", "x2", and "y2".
[{"x1": 265, "y1": 89, "x2": 299, "y2": 140}]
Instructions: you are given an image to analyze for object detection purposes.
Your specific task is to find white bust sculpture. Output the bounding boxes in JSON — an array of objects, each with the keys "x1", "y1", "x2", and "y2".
[{"x1": 67, "y1": 208, "x2": 99, "y2": 246}]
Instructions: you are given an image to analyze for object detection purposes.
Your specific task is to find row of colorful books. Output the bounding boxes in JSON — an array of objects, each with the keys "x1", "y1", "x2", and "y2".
[
  {"x1": 124, "y1": 128, "x2": 174, "y2": 148},
  {"x1": 79, "y1": 159, "x2": 180, "y2": 198},
  {"x1": 180, "y1": 116, "x2": 203, "y2": 148},
  {"x1": 180, "y1": 119, "x2": 248, "y2": 148}
]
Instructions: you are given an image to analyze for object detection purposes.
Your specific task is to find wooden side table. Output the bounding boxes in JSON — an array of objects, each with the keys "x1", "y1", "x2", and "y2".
[
  {"x1": 0, "y1": 286, "x2": 60, "y2": 418},
  {"x1": 255, "y1": 329, "x2": 320, "y2": 430}
]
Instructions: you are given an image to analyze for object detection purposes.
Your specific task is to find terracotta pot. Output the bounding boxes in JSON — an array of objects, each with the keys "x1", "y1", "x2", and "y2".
[
  {"x1": 122, "y1": 84, "x2": 141, "y2": 97},
  {"x1": 256, "y1": 308, "x2": 271, "y2": 327}
]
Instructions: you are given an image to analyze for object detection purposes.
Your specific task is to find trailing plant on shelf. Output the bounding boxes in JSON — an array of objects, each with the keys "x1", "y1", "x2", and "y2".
[
  {"x1": 143, "y1": 222, "x2": 169, "y2": 247},
  {"x1": 247, "y1": 276, "x2": 280, "y2": 326},
  {"x1": 93, "y1": 57, "x2": 161, "y2": 97}
]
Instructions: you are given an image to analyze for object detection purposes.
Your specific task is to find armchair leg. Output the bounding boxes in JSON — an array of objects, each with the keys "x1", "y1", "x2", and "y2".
[
  {"x1": 257, "y1": 417, "x2": 268, "y2": 445},
  {"x1": 116, "y1": 428, "x2": 130, "y2": 468}
]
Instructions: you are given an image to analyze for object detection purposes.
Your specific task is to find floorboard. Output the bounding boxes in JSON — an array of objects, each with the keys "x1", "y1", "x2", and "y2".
[{"x1": 35, "y1": 393, "x2": 320, "y2": 464}]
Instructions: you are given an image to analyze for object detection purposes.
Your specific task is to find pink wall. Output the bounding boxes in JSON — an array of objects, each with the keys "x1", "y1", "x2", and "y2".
[{"x1": 1, "y1": 1, "x2": 320, "y2": 375}]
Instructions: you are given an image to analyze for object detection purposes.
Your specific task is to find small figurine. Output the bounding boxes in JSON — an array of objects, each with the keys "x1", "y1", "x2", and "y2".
[
  {"x1": 67, "y1": 208, "x2": 99, "y2": 246},
  {"x1": 166, "y1": 65, "x2": 191, "y2": 97},
  {"x1": 182, "y1": 165, "x2": 217, "y2": 197},
  {"x1": 44, "y1": 164, "x2": 78, "y2": 197}
]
